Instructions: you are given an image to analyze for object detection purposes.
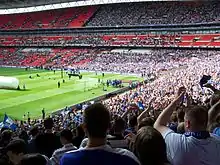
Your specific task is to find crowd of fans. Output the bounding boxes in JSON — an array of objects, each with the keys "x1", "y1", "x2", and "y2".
[
  {"x1": 2, "y1": 48, "x2": 219, "y2": 76},
  {"x1": 2, "y1": 33, "x2": 219, "y2": 48},
  {"x1": 81, "y1": 49, "x2": 217, "y2": 75},
  {"x1": 0, "y1": 1, "x2": 220, "y2": 30},
  {"x1": 87, "y1": 2, "x2": 220, "y2": 26},
  {"x1": 1, "y1": 1, "x2": 220, "y2": 165},
  {"x1": 1, "y1": 48, "x2": 220, "y2": 165}
]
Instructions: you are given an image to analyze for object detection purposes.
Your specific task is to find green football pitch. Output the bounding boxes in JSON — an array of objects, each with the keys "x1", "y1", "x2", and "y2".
[{"x1": 0, "y1": 67, "x2": 142, "y2": 121}]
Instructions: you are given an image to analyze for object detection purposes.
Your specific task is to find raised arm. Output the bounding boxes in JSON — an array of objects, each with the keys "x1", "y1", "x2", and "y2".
[
  {"x1": 154, "y1": 87, "x2": 185, "y2": 134},
  {"x1": 121, "y1": 107, "x2": 131, "y2": 119},
  {"x1": 137, "y1": 98, "x2": 154, "y2": 125}
]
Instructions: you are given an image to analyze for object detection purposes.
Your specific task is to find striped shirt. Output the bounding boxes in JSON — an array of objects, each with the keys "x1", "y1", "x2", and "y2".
[{"x1": 50, "y1": 143, "x2": 77, "y2": 165}]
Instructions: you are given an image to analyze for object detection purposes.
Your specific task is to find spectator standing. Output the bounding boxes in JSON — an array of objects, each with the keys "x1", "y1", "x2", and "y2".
[
  {"x1": 35, "y1": 118, "x2": 61, "y2": 158},
  {"x1": 42, "y1": 109, "x2": 45, "y2": 120},
  {"x1": 154, "y1": 87, "x2": 220, "y2": 165},
  {"x1": 60, "y1": 103, "x2": 140, "y2": 165},
  {"x1": 50, "y1": 129, "x2": 77, "y2": 165},
  {"x1": 124, "y1": 116, "x2": 137, "y2": 136},
  {"x1": 108, "y1": 117, "x2": 128, "y2": 149},
  {"x1": 0, "y1": 130, "x2": 13, "y2": 148},
  {"x1": 28, "y1": 127, "x2": 39, "y2": 153},
  {"x1": 6, "y1": 139, "x2": 27, "y2": 165},
  {"x1": 133, "y1": 126, "x2": 169, "y2": 165},
  {"x1": 72, "y1": 126, "x2": 85, "y2": 148}
]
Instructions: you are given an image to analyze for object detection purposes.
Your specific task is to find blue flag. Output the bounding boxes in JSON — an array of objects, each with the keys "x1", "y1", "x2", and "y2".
[
  {"x1": 3, "y1": 114, "x2": 17, "y2": 131},
  {"x1": 0, "y1": 122, "x2": 4, "y2": 128}
]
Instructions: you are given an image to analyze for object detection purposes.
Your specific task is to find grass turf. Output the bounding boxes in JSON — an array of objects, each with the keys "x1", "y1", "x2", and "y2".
[{"x1": 0, "y1": 67, "x2": 142, "y2": 120}]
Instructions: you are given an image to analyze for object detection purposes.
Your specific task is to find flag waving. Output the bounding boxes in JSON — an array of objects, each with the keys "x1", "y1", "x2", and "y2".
[{"x1": 3, "y1": 114, "x2": 17, "y2": 131}]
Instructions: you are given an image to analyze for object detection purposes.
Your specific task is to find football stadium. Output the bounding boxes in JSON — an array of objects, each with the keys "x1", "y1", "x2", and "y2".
[{"x1": 0, "y1": 1, "x2": 220, "y2": 165}]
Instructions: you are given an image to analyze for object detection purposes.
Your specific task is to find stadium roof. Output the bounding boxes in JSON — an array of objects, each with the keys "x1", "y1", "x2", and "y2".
[
  {"x1": 0, "y1": 0, "x2": 183, "y2": 14},
  {"x1": 0, "y1": 0, "x2": 82, "y2": 9}
]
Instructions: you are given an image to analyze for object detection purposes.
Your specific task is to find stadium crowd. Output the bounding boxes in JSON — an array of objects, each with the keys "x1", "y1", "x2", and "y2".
[
  {"x1": 81, "y1": 49, "x2": 202, "y2": 74},
  {"x1": 1, "y1": 1, "x2": 220, "y2": 165},
  {"x1": 87, "y1": 2, "x2": 220, "y2": 26},
  {"x1": 0, "y1": 1, "x2": 219, "y2": 31},
  {"x1": 1, "y1": 48, "x2": 220, "y2": 165},
  {"x1": 0, "y1": 34, "x2": 177, "y2": 47}
]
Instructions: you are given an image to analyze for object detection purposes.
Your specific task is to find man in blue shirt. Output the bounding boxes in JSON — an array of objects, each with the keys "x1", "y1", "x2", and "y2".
[{"x1": 60, "y1": 103, "x2": 140, "y2": 165}]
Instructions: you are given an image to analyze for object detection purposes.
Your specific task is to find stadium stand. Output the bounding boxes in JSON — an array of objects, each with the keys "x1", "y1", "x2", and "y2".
[
  {"x1": 1, "y1": 34, "x2": 220, "y2": 48},
  {"x1": 0, "y1": 48, "x2": 97, "y2": 67},
  {"x1": 87, "y1": 2, "x2": 220, "y2": 26},
  {"x1": 0, "y1": 1, "x2": 219, "y2": 30},
  {"x1": 0, "y1": 6, "x2": 97, "y2": 29},
  {"x1": 1, "y1": 47, "x2": 220, "y2": 165},
  {"x1": 1, "y1": 1, "x2": 220, "y2": 165}
]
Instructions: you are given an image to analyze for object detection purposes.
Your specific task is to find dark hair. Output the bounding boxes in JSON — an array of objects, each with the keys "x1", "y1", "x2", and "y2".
[
  {"x1": 60, "y1": 129, "x2": 73, "y2": 142},
  {"x1": 0, "y1": 130, "x2": 13, "y2": 147},
  {"x1": 112, "y1": 117, "x2": 125, "y2": 133},
  {"x1": 19, "y1": 131, "x2": 29, "y2": 143},
  {"x1": 76, "y1": 125, "x2": 85, "y2": 138},
  {"x1": 208, "y1": 114, "x2": 220, "y2": 132},
  {"x1": 177, "y1": 122, "x2": 185, "y2": 134},
  {"x1": 6, "y1": 139, "x2": 27, "y2": 154},
  {"x1": 133, "y1": 126, "x2": 168, "y2": 165},
  {"x1": 185, "y1": 106, "x2": 208, "y2": 129},
  {"x1": 44, "y1": 118, "x2": 53, "y2": 130},
  {"x1": 138, "y1": 117, "x2": 155, "y2": 130},
  {"x1": 170, "y1": 112, "x2": 178, "y2": 123},
  {"x1": 29, "y1": 127, "x2": 39, "y2": 137},
  {"x1": 19, "y1": 154, "x2": 47, "y2": 165},
  {"x1": 84, "y1": 103, "x2": 110, "y2": 138},
  {"x1": 1, "y1": 127, "x2": 9, "y2": 133},
  {"x1": 177, "y1": 107, "x2": 185, "y2": 123},
  {"x1": 129, "y1": 116, "x2": 137, "y2": 128}
]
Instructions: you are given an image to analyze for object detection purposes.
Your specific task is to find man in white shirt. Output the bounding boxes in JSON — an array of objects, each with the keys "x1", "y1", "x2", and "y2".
[{"x1": 154, "y1": 87, "x2": 220, "y2": 165}]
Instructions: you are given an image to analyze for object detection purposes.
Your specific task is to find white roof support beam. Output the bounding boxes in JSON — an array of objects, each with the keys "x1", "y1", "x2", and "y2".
[{"x1": 0, "y1": 0, "x2": 177, "y2": 14}]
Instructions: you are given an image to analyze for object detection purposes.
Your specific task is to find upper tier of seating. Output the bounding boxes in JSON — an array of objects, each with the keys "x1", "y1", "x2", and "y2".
[
  {"x1": 0, "y1": 6, "x2": 97, "y2": 30},
  {"x1": 87, "y1": 2, "x2": 220, "y2": 26},
  {"x1": 0, "y1": 34, "x2": 219, "y2": 48},
  {"x1": 0, "y1": 2, "x2": 219, "y2": 30}
]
